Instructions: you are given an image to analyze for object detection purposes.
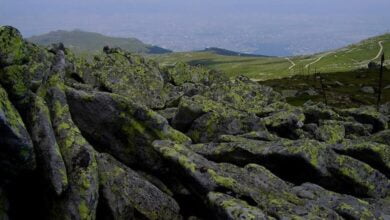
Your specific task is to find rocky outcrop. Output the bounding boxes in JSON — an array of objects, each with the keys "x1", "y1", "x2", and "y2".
[{"x1": 0, "y1": 26, "x2": 389, "y2": 220}]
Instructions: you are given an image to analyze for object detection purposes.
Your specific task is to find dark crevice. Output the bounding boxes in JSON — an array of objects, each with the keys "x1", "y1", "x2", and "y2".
[
  {"x1": 70, "y1": 73, "x2": 85, "y2": 84},
  {"x1": 98, "y1": 83, "x2": 112, "y2": 93},
  {"x1": 134, "y1": 210, "x2": 149, "y2": 220},
  {"x1": 173, "y1": 112, "x2": 207, "y2": 133},
  {"x1": 237, "y1": 195, "x2": 258, "y2": 207},
  {"x1": 6, "y1": 171, "x2": 49, "y2": 220},
  {"x1": 201, "y1": 150, "x2": 374, "y2": 198},
  {"x1": 203, "y1": 150, "x2": 322, "y2": 186},
  {"x1": 150, "y1": 161, "x2": 217, "y2": 219},
  {"x1": 96, "y1": 191, "x2": 115, "y2": 220},
  {"x1": 334, "y1": 149, "x2": 390, "y2": 179},
  {"x1": 266, "y1": 125, "x2": 300, "y2": 140},
  {"x1": 173, "y1": 194, "x2": 213, "y2": 219},
  {"x1": 336, "y1": 212, "x2": 357, "y2": 220},
  {"x1": 326, "y1": 168, "x2": 371, "y2": 198}
]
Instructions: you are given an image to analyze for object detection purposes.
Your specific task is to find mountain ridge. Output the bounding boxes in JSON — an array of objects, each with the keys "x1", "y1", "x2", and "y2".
[{"x1": 27, "y1": 29, "x2": 172, "y2": 55}]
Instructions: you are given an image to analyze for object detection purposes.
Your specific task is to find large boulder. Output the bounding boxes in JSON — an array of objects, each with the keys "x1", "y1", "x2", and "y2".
[
  {"x1": 65, "y1": 87, "x2": 190, "y2": 170},
  {"x1": 0, "y1": 26, "x2": 28, "y2": 67},
  {"x1": 338, "y1": 106, "x2": 388, "y2": 132},
  {"x1": 27, "y1": 95, "x2": 68, "y2": 195},
  {"x1": 171, "y1": 95, "x2": 267, "y2": 143},
  {"x1": 153, "y1": 140, "x2": 342, "y2": 219},
  {"x1": 201, "y1": 76, "x2": 282, "y2": 114},
  {"x1": 0, "y1": 26, "x2": 53, "y2": 103},
  {"x1": 162, "y1": 62, "x2": 227, "y2": 86},
  {"x1": 87, "y1": 48, "x2": 167, "y2": 109},
  {"x1": 97, "y1": 153, "x2": 182, "y2": 220},
  {"x1": 0, "y1": 85, "x2": 35, "y2": 177},
  {"x1": 189, "y1": 138, "x2": 390, "y2": 198}
]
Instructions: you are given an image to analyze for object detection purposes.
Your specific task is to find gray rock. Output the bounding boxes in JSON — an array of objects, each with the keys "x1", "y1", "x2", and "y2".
[
  {"x1": 298, "y1": 88, "x2": 318, "y2": 96},
  {"x1": 66, "y1": 88, "x2": 190, "y2": 170},
  {"x1": 360, "y1": 86, "x2": 375, "y2": 94},
  {"x1": 97, "y1": 153, "x2": 182, "y2": 220},
  {"x1": 28, "y1": 95, "x2": 68, "y2": 195},
  {"x1": 281, "y1": 90, "x2": 298, "y2": 98},
  {"x1": 153, "y1": 140, "x2": 342, "y2": 219},
  {"x1": 338, "y1": 106, "x2": 388, "y2": 132},
  {"x1": 0, "y1": 85, "x2": 35, "y2": 177}
]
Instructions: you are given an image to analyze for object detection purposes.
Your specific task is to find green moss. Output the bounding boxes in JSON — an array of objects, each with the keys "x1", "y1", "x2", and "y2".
[
  {"x1": 335, "y1": 156, "x2": 376, "y2": 191},
  {"x1": 53, "y1": 100, "x2": 68, "y2": 119},
  {"x1": 78, "y1": 202, "x2": 90, "y2": 220},
  {"x1": 317, "y1": 121, "x2": 345, "y2": 144},
  {"x1": 0, "y1": 65, "x2": 29, "y2": 98},
  {"x1": 0, "y1": 26, "x2": 28, "y2": 65},
  {"x1": 59, "y1": 168, "x2": 68, "y2": 187},
  {"x1": 0, "y1": 86, "x2": 25, "y2": 136},
  {"x1": 57, "y1": 122, "x2": 71, "y2": 130},
  {"x1": 160, "y1": 144, "x2": 197, "y2": 173},
  {"x1": 207, "y1": 169, "x2": 236, "y2": 189},
  {"x1": 286, "y1": 140, "x2": 322, "y2": 167}
]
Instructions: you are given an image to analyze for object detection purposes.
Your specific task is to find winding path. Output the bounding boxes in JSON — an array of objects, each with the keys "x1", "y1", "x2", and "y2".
[
  {"x1": 285, "y1": 57, "x2": 296, "y2": 70},
  {"x1": 371, "y1": 41, "x2": 384, "y2": 61},
  {"x1": 305, "y1": 52, "x2": 333, "y2": 69}
]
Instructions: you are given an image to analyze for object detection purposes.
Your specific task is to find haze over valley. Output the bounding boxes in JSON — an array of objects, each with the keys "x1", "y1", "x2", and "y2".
[{"x1": 1, "y1": 0, "x2": 390, "y2": 56}]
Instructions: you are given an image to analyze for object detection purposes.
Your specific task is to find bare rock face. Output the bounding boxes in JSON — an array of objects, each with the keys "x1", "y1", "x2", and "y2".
[{"x1": 0, "y1": 26, "x2": 389, "y2": 220}]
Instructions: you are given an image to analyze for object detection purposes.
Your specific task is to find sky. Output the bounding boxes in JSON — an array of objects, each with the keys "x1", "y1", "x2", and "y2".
[{"x1": 1, "y1": 0, "x2": 390, "y2": 56}]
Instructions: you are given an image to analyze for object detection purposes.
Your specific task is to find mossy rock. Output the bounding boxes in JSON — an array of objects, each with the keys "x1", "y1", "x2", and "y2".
[
  {"x1": 162, "y1": 62, "x2": 228, "y2": 86},
  {"x1": 86, "y1": 48, "x2": 167, "y2": 109},
  {"x1": 201, "y1": 76, "x2": 282, "y2": 114},
  {"x1": 0, "y1": 85, "x2": 35, "y2": 177},
  {"x1": 153, "y1": 140, "x2": 341, "y2": 219},
  {"x1": 97, "y1": 153, "x2": 182, "y2": 220},
  {"x1": 338, "y1": 106, "x2": 388, "y2": 132},
  {"x1": 0, "y1": 26, "x2": 28, "y2": 66},
  {"x1": 66, "y1": 87, "x2": 190, "y2": 171}
]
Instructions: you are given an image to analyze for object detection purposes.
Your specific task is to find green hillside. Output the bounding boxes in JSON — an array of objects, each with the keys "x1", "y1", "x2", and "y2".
[
  {"x1": 198, "y1": 47, "x2": 269, "y2": 57},
  {"x1": 154, "y1": 34, "x2": 390, "y2": 80},
  {"x1": 27, "y1": 29, "x2": 172, "y2": 55}
]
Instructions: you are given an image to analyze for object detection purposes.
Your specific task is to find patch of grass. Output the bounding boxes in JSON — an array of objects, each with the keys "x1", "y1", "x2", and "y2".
[{"x1": 261, "y1": 68, "x2": 390, "y2": 107}]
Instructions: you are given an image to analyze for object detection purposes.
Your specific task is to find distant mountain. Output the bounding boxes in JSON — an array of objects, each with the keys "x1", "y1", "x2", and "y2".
[
  {"x1": 199, "y1": 47, "x2": 269, "y2": 57},
  {"x1": 27, "y1": 30, "x2": 172, "y2": 55}
]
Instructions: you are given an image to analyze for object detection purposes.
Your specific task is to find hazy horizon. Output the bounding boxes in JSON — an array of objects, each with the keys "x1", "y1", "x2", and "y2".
[{"x1": 1, "y1": 0, "x2": 390, "y2": 56}]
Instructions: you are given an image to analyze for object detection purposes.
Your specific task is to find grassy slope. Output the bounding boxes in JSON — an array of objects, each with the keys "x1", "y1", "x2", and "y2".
[
  {"x1": 27, "y1": 30, "x2": 171, "y2": 55},
  {"x1": 262, "y1": 68, "x2": 390, "y2": 108},
  {"x1": 153, "y1": 34, "x2": 390, "y2": 80}
]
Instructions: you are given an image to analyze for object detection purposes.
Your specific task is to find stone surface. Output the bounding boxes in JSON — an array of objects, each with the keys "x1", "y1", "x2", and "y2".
[
  {"x1": 0, "y1": 85, "x2": 35, "y2": 177},
  {"x1": 360, "y1": 86, "x2": 375, "y2": 94},
  {"x1": 97, "y1": 153, "x2": 182, "y2": 220}
]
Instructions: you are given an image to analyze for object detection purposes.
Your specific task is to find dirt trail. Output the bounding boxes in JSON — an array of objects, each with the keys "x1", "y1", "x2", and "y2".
[
  {"x1": 285, "y1": 57, "x2": 296, "y2": 70},
  {"x1": 372, "y1": 41, "x2": 384, "y2": 61},
  {"x1": 305, "y1": 52, "x2": 333, "y2": 68}
]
